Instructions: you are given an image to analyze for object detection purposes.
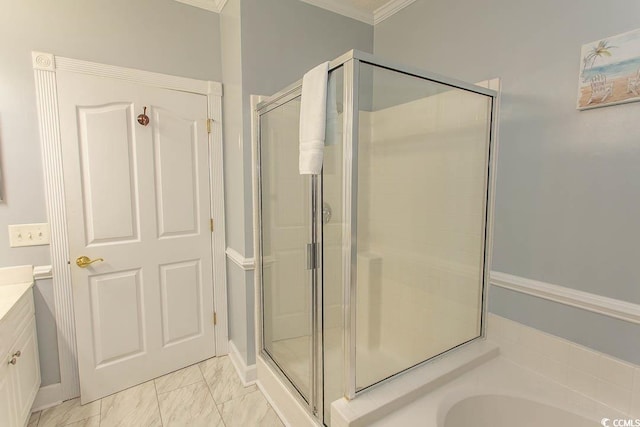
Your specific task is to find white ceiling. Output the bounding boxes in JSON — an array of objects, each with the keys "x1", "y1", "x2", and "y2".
[{"x1": 175, "y1": 0, "x2": 416, "y2": 25}]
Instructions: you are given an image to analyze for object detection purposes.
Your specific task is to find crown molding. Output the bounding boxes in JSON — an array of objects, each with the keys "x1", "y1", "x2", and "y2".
[
  {"x1": 300, "y1": 0, "x2": 416, "y2": 26},
  {"x1": 174, "y1": 0, "x2": 228, "y2": 13},
  {"x1": 373, "y1": 0, "x2": 416, "y2": 25},
  {"x1": 215, "y1": 0, "x2": 229, "y2": 11},
  {"x1": 174, "y1": 0, "x2": 414, "y2": 24},
  {"x1": 299, "y1": 0, "x2": 374, "y2": 25}
]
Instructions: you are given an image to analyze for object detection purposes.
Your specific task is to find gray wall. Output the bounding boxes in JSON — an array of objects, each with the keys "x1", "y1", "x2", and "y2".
[
  {"x1": 220, "y1": 0, "x2": 252, "y2": 363},
  {"x1": 374, "y1": 0, "x2": 640, "y2": 363},
  {"x1": 33, "y1": 278, "x2": 60, "y2": 386},
  {"x1": 0, "y1": 0, "x2": 222, "y2": 386}
]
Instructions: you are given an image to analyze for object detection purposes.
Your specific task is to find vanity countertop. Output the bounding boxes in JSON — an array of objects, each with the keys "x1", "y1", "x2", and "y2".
[{"x1": 0, "y1": 265, "x2": 34, "y2": 322}]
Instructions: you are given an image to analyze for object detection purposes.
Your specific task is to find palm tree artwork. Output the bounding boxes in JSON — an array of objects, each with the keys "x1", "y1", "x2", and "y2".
[
  {"x1": 577, "y1": 28, "x2": 640, "y2": 110},
  {"x1": 581, "y1": 40, "x2": 616, "y2": 80}
]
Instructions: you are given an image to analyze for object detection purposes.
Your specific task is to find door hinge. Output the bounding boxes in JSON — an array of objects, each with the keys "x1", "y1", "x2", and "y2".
[
  {"x1": 213, "y1": 312, "x2": 217, "y2": 325},
  {"x1": 210, "y1": 218, "x2": 214, "y2": 232},
  {"x1": 206, "y1": 118, "x2": 213, "y2": 134}
]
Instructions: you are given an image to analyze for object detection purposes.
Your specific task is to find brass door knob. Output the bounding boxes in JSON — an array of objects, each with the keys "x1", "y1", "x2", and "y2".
[
  {"x1": 12, "y1": 351, "x2": 20, "y2": 358},
  {"x1": 76, "y1": 256, "x2": 104, "y2": 268},
  {"x1": 8, "y1": 357, "x2": 17, "y2": 365}
]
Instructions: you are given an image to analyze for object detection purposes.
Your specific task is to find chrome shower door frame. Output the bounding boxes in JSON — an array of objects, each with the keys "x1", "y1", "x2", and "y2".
[{"x1": 254, "y1": 87, "x2": 325, "y2": 422}]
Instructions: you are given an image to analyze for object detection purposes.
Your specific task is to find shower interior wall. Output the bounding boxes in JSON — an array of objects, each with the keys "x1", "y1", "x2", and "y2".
[{"x1": 353, "y1": 78, "x2": 492, "y2": 390}]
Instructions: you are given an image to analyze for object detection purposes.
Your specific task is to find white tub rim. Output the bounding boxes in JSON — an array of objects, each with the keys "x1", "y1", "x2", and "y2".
[{"x1": 436, "y1": 387, "x2": 599, "y2": 426}]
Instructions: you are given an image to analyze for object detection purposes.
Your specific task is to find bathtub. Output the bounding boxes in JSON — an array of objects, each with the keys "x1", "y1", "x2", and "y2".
[
  {"x1": 443, "y1": 395, "x2": 599, "y2": 427},
  {"x1": 370, "y1": 356, "x2": 612, "y2": 427}
]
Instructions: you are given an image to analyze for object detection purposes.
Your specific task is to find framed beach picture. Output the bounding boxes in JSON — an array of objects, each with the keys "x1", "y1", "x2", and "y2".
[{"x1": 577, "y1": 28, "x2": 640, "y2": 110}]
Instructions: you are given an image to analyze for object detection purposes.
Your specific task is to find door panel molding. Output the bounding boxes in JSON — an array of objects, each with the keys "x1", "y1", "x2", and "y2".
[
  {"x1": 89, "y1": 269, "x2": 145, "y2": 367},
  {"x1": 32, "y1": 51, "x2": 228, "y2": 400},
  {"x1": 159, "y1": 259, "x2": 204, "y2": 346},
  {"x1": 152, "y1": 108, "x2": 200, "y2": 238},
  {"x1": 78, "y1": 102, "x2": 140, "y2": 246}
]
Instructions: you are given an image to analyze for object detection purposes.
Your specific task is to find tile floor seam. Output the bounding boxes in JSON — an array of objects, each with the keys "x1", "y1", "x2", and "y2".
[
  {"x1": 198, "y1": 359, "x2": 229, "y2": 406},
  {"x1": 215, "y1": 396, "x2": 238, "y2": 427},
  {"x1": 201, "y1": 356, "x2": 278, "y2": 426},
  {"x1": 151, "y1": 380, "x2": 164, "y2": 427},
  {"x1": 216, "y1": 401, "x2": 226, "y2": 423},
  {"x1": 200, "y1": 361, "x2": 228, "y2": 427},
  {"x1": 214, "y1": 401, "x2": 228, "y2": 427},
  {"x1": 155, "y1": 378, "x2": 206, "y2": 397},
  {"x1": 154, "y1": 364, "x2": 207, "y2": 396}
]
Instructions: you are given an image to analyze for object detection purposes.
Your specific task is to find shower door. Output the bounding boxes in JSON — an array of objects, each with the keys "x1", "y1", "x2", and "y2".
[
  {"x1": 257, "y1": 67, "x2": 344, "y2": 425},
  {"x1": 257, "y1": 94, "x2": 323, "y2": 416}
]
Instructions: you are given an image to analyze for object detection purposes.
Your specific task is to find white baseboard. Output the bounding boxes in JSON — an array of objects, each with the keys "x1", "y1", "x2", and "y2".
[
  {"x1": 31, "y1": 383, "x2": 63, "y2": 412},
  {"x1": 490, "y1": 271, "x2": 640, "y2": 324},
  {"x1": 228, "y1": 340, "x2": 257, "y2": 386}
]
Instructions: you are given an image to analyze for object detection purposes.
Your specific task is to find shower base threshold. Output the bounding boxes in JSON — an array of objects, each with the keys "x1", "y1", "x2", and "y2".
[{"x1": 330, "y1": 339, "x2": 499, "y2": 427}]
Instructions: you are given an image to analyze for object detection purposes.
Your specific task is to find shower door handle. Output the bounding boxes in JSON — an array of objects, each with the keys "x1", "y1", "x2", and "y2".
[{"x1": 306, "y1": 243, "x2": 318, "y2": 270}]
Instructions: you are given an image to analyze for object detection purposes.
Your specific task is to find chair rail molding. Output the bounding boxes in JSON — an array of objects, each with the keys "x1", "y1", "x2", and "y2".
[
  {"x1": 225, "y1": 247, "x2": 256, "y2": 271},
  {"x1": 33, "y1": 265, "x2": 53, "y2": 281},
  {"x1": 33, "y1": 51, "x2": 228, "y2": 400},
  {"x1": 490, "y1": 271, "x2": 640, "y2": 325}
]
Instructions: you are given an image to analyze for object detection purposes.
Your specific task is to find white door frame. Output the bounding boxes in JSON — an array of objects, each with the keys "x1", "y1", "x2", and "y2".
[{"x1": 32, "y1": 52, "x2": 228, "y2": 401}]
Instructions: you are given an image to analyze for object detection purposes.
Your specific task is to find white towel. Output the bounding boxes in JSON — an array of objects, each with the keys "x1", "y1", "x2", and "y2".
[{"x1": 299, "y1": 61, "x2": 329, "y2": 175}]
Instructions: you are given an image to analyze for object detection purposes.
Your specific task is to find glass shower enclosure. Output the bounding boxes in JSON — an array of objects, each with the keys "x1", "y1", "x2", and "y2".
[{"x1": 254, "y1": 50, "x2": 497, "y2": 426}]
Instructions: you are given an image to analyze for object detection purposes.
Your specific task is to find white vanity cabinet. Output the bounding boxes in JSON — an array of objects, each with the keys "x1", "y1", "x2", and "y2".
[{"x1": 0, "y1": 266, "x2": 41, "y2": 427}]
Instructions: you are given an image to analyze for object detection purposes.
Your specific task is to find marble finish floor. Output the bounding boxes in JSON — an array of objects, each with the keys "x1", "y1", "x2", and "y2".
[{"x1": 28, "y1": 356, "x2": 284, "y2": 427}]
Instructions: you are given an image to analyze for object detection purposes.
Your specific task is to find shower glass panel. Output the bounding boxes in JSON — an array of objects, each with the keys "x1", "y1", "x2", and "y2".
[
  {"x1": 354, "y1": 63, "x2": 492, "y2": 391},
  {"x1": 259, "y1": 96, "x2": 314, "y2": 402}
]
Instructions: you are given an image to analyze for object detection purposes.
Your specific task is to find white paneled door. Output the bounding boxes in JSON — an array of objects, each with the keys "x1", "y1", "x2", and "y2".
[{"x1": 56, "y1": 71, "x2": 215, "y2": 403}]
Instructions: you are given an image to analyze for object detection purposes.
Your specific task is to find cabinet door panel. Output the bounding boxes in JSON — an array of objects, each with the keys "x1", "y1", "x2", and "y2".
[
  {"x1": 11, "y1": 318, "x2": 41, "y2": 424},
  {"x1": 0, "y1": 355, "x2": 17, "y2": 427}
]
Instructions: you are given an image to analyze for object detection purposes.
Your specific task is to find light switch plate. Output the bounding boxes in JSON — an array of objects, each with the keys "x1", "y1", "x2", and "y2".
[{"x1": 8, "y1": 223, "x2": 51, "y2": 247}]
